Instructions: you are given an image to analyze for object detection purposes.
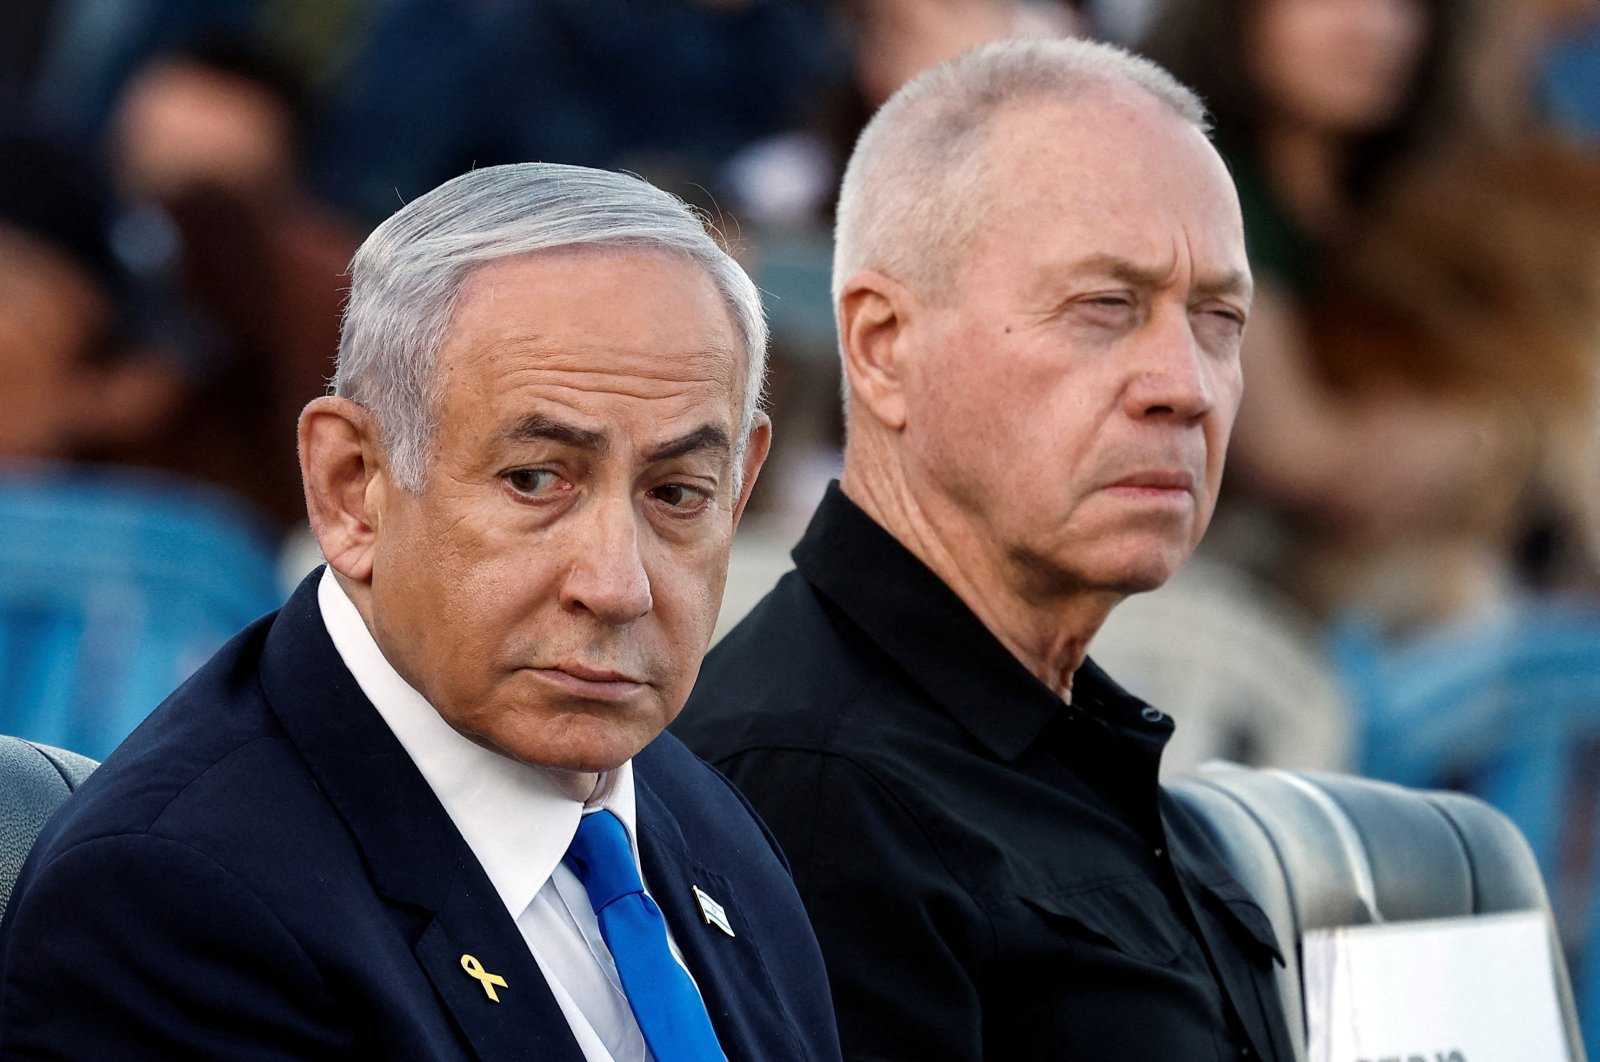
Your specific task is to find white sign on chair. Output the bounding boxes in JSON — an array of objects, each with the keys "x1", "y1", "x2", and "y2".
[{"x1": 1303, "y1": 910, "x2": 1574, "y2": 1062}]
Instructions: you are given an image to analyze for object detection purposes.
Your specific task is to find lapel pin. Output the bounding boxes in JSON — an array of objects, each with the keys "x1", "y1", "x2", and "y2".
[
  {"x1": 692, "y1": 883, "x2": 735, "y2": 937},
  {"x1": 459, "y1": 953, "x2": 508, "y2": 1002}
]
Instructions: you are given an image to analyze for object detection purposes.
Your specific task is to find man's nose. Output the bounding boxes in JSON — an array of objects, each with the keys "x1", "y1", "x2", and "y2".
[
  {"x1": 559, "y1": 495, "x2": 653, "y2": 625},
  {"x1": 1124, "y1": 309, "x2": 1214, "y2": 421}
]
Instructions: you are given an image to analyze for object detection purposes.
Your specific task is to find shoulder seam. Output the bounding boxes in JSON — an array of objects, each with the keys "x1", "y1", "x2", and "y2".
[
  {"x1": 144, "y1": 734, "x2": 293, "y2": 834},
  {"x1": 821, "y1": 748, "x2": 1002, "y2": 968}
]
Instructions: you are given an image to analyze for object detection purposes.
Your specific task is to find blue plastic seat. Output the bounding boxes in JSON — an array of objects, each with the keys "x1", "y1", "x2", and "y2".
[
  {"x1": 0, "y1": 735, "x2": 97, "y2": 919},
  {"x1": 0, "y1": 464, "x2": 286, "y2": 759},
  {"x1": 1330, "y1": 601, "x2": 1600, "y2": 1049}
]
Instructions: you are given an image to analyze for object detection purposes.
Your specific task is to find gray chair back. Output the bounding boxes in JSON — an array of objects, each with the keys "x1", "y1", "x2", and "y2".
[
  {"x1": 0, "y1": 735, "x2": 97, "y2": 918},
  {"x1": 1167, "y1": 765, "x2": 1587, "y2": 1062}
]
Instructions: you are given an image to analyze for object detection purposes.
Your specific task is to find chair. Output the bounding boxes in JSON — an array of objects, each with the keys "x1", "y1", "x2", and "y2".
[
  {"x1": 1166, "y1": 765, "x2": 1588, "y2": 1061},
  {"x1": 1330, "y1": 601, "x2": 1600, "y2": 1042},
  {"x1": 0, "y1": 734, "x2": 97, "y2": 920},
  {"x1": 0, "y1": 464, "x2": 287, "y2": 759}
]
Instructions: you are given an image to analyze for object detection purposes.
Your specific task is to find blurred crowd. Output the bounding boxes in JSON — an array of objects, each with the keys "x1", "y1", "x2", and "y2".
[{"x1": 2, "y1": 0, "x2": 1599, "y2": 1037}]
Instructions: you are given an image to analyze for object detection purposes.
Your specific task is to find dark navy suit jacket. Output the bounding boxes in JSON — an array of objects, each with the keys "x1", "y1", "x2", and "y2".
[{"x1": 0, "y1": 572, "x2": 840, "y2": 1060}]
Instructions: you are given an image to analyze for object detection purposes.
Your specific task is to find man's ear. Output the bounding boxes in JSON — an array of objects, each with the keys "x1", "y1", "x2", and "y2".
[
  {"x1": 299, "y1": 396, "x2": 387, "y2": 583},
  {"x1": 837, "y1": 270, "x2": 915, "y2": 432},
  {"x1": 731, "y1": 412, "x2": 772, "y2": 527}
]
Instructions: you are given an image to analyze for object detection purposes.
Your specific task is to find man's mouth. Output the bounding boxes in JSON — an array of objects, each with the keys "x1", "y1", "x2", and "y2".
[
  {"x1": 529, "y1": 663, "x2": 649, "y2": 700},
  {"x1": 1103, "y1": 469, "x2": 1195, "y2": 499}
]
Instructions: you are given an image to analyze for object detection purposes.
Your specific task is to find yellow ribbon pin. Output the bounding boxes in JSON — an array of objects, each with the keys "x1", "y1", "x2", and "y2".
[{"x1": 459, "y1": 954, "x2": 508, "y2": 1002}]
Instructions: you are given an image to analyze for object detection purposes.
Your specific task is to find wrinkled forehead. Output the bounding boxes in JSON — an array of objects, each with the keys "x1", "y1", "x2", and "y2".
[
  {"x1": 903, "y1": 89, "x2": 1242, "y2": 301},
  {"x1": 447, "y1": 244, "x2": 747, "y2": 390},
  {"x1": 431, "y1": 248, "x2": 746, "y2": 435},
  {"x1": 961, "y1": 92, "x2": 1248, "y2": 282},
  {"x1": 993, "y1": 91, "x2": 1238, "y2": 219}
]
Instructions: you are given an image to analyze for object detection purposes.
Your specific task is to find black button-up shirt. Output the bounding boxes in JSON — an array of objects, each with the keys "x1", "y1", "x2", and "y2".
[{"x1": 675, "y1": 485, "x2": 1292, "y2": 1060}]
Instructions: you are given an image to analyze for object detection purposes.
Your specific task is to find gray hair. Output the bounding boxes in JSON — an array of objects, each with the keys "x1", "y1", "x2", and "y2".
[
  {"x1": 832, "y1": 37, "x2": 1208, "y2": 309},
  {"x1": 334, "y1": 162, "x2": 768, "y2": 492}
]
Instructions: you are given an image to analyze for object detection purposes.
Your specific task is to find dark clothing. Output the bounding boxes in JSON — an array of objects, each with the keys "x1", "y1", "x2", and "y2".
[
  {"x1": 675, "y1": 485, "x2": 1294, "y2": 1061},
  {"x1": 0, "y1": 571, "x2": 840, "y2": 1061},
  {"x1": 1214, "y1": 134, "x2": 1322, "y2": 301}
]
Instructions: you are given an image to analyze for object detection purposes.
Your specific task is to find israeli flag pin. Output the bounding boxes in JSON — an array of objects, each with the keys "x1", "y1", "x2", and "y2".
[{"x1": 692, "y1": 884, "x2": 735, "y2": 937}]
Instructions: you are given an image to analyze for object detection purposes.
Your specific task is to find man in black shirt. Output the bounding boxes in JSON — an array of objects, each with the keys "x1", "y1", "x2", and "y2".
[{"x1": 674, "y1": 36, "x2": 1293, "y2": 1061}]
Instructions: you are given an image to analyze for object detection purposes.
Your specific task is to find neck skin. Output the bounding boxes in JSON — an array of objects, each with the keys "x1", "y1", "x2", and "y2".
[
  {"x1": 1260, "y1": 124, "x2": 1351, "y2": 239},
  {"x1": 543, "y1": 767, "x2": 603, "y2": 803},
  {"x1": 840, "y1": 439, "x2": 1121, "y2": 702}
]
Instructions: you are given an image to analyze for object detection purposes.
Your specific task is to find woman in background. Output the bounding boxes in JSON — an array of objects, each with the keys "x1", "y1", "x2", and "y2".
[{"x1": 1142, "y1": 0, "x2": 1600, "y2": 632}]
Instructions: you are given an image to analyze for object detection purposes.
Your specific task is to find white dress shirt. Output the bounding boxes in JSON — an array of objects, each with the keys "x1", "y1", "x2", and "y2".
[{"x1": 318, "y1": 569, "x2": 694, "y2": 1062}]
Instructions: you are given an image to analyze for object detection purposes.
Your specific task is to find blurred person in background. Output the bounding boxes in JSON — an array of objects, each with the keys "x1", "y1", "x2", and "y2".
[
  {"x1": 1279, "y1": 140, "x2": 1600, "y2": 626},
  {"x1": 1140, "y1": 0, "x2": 1489, "y2": 612},
  {"x1": 104, "y1": 36, "x2": 359, "y2": 533},
  {"x1": 1140, "y1": 0, "x2": 1600, "y2": 631},
  {"x1": 0, "y1": 130, "x2": 283, "y2": 759},
  {"x1": 0, "y1": 134, "x2": 177, "y2": 468},
  {"x1": 311, "y1": 0, "x2": 849, "y2": 226},
  {"x1": 24, "y1": 0, "x2": 361, "y2": 148},
  {"x1": 842, "y1": 0, "x2": 1084, "y2": 110},
  {"x1": 1142, "y1": 0, "x2": 1470, "y2": 298}
]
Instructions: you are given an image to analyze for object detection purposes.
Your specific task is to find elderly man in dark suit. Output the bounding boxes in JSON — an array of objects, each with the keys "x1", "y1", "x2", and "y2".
[
  {"x1": 676, "y1": 37, "x2": 1293, "y2": 1061},
  {"x1": 0, "y1": 163, "x2": 840, "y2": 1061}
]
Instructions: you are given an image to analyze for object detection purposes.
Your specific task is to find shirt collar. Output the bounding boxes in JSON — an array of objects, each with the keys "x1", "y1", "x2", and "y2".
[
  {"x1": 316, "y1": 568, "x2": 638, "y2": 918},
  {"x1": 793, "y1": 483, "x2": 1170, "y2": 763}
]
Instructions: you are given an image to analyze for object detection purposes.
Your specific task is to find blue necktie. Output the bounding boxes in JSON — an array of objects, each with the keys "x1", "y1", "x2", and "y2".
[{"x1": 563, "y1": 809, "x2": 727, "y2": 1062}]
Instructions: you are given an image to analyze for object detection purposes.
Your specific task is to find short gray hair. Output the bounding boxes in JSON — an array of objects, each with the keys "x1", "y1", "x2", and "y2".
[
  {"x1": 334, "y1": 162, "x2": 768, "y2": 491},
  {"x1": 832, "y1": 37, "x2": 1208, "y2": 308}
]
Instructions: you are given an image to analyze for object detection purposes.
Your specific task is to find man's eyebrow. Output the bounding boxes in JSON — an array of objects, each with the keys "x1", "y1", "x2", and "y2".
[
  {"x1": 503, "y1": 414, "x2": 608, "y2": 453},
  {"x1": 1192, "y1": 270, "x2": 1254, "y2": 302},
  {"x1": 502, "y1": 416, "x2": 731, "y2": 464},
  {"x1": 645, "y1": 425, "x2": 732, "y2": 464},
  {"x1": 1072, "y1": 255, "x2": 1166, "y2": 287}
]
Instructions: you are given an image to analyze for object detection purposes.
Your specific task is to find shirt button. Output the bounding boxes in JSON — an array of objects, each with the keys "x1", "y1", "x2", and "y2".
[
  {"x1": 1153, "y1": 847, "x2": 1165, "y2": 860},
  {"x1": 1240, "y1": 1048, "x2": 1254, "y2": 1058},
  {"x1": 1140, "y1": 705, "x2": 1164, "y2": 723}
]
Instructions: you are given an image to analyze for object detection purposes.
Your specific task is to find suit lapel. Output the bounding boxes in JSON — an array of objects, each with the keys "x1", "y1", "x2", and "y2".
[
  {"x1": 415, "y1": 873, "x2": 581, "y2": 1060},
  {"x1": 257, "y1": 572, "x2": 586, "y2": 1062},
  {"x1": 635, "y1": 770, "x2": 806, "y2": 1062}
]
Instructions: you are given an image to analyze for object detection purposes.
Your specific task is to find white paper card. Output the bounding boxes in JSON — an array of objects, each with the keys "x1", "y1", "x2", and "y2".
[{"x1": 1303, "y1": 910, "x2": 1572, "y2": 1062}]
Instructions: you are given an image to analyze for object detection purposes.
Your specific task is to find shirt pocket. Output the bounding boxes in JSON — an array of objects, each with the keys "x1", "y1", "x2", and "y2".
[
  {"x1": 1192, "y1": 876, "x2": 1286, "y2": 966},
  {"x1": 1018, "y1": 879, "x2": 1192, "y2": 966}
]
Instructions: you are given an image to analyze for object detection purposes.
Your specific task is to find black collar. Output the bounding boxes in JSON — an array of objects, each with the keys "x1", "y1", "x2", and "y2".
[{"x1": 793, "y1": 483, "x2": 1170, "y2": 764}]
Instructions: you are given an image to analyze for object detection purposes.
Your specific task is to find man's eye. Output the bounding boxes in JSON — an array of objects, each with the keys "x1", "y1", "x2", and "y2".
[
  {"x1": 1196, "y1": 304, "x2": 1248, "y2": 336},
  {"x1": 650, "y1": 483, "x2": 709, "y2": 509},
  {"x1": 1073, "y1": 294, "x2": 1137, "y2": 323},
  {"x1": 506, "y1": 469, "x2": 560, "y2": 495}
]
